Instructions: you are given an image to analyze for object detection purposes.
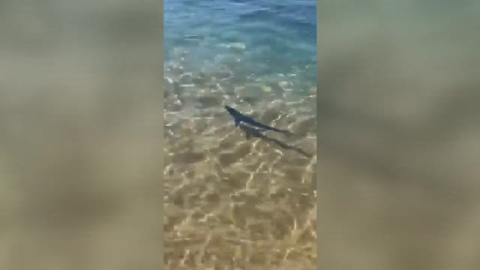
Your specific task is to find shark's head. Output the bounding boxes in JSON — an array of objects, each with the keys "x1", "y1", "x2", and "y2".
[
  {"x1": 224, "y1": 105, "x2": 237, "y2": 116},
  {"x1": 225, "y1": 105, "x2": 242, "y2": 127}
]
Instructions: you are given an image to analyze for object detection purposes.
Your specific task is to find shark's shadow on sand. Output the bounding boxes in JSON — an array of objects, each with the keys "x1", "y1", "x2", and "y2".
[{"x1": 238, "y1": 124, "x2": 313, "y2": 158}]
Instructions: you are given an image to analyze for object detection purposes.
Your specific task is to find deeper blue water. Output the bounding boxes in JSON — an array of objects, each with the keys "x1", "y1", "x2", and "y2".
[{"x1": 164, "y1": 0, "x2": 317, "y2": 86}]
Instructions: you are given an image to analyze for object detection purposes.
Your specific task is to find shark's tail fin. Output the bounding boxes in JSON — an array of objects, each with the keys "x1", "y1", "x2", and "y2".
[{"x1": 280, "y1": 129, "x2": 295, "y2": 136}]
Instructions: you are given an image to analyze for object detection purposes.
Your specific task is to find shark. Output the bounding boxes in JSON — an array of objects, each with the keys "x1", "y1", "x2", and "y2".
[{"x1": 224, "y1": 105, "x2": 293, "y2": 135}]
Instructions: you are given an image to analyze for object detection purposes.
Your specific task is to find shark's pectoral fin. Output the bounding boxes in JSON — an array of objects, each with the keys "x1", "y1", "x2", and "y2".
[
  {"x1": 234, "y1": 119, "x2": 240, "y2": 127},
  {"x1": 245, "y1": 132, "x2": 252, "y2": 140}
]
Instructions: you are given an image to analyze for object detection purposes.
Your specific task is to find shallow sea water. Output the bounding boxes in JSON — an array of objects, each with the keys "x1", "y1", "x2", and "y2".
[{"x1": 164, "y1": 1, "x2": 317, "y2": 268}]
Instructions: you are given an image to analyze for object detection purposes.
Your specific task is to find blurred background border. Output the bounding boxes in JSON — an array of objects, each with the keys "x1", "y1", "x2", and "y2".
[
  {"x1": 0, "y1": 0, "x2": 164, "y2": 269},
  {"x1": 317, "y1": 0, "x2": 480, "y2": 269}
]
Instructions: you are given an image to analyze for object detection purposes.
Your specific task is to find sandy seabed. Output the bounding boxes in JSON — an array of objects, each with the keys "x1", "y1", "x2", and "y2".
[{"x1": 163, "y1": 62, "x2": 317, "y2": 269}]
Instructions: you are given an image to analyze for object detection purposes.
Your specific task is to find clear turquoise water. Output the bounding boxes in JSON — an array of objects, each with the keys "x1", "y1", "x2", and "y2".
[{"x1": 165, "y1": 0, "x2": 317, "y2": 86}]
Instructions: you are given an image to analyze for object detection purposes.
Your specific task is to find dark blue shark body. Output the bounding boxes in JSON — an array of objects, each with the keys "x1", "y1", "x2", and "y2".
[{"x1": 224, "y1": 105, "x2": 292, "y2": 135}]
